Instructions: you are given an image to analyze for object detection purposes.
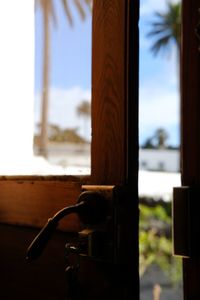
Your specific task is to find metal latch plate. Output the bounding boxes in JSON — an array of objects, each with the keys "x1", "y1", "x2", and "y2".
[{"x1": 173, "y1": 186, "x2": 191, "y2": 258}]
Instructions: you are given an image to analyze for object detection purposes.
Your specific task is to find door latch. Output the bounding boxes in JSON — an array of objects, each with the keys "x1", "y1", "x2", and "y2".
[
  {"x1": 173, "y1": 186, "x2": 200, "y2": 258},
  {"x1": 26, "y1": 190, "x2": 109, "y2": 261},
  {"x1": 65, "y1": 185, "x2": 127, "y2": 264},
  {"x1": 173, "y1": 186, "x2": 191, "y2": 258}
]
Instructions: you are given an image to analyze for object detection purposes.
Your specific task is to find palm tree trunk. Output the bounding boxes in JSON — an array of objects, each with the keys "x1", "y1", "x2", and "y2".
[{"x1": 38, "y1": 2, "x2": 50, "y2": 158}]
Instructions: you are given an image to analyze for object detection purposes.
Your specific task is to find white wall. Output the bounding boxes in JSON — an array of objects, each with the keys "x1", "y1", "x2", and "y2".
[
  {"x1": 0, "y1": 1, "x2": 34, "y2": 171},
  {"x1": 139, "y1": 149, "x2": 180, "y2": 172}
]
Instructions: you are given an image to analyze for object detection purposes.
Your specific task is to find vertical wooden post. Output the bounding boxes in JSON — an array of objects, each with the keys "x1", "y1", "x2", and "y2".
[
  {"x1": 181, "y1": 0, "x2": 200, "y2": 298},
  {"x1": 91, "y1": 0, "x2": 139, "y2": 298},
  {"x1": 91, "y1": 0, "x2": 130, "y2": 185}
]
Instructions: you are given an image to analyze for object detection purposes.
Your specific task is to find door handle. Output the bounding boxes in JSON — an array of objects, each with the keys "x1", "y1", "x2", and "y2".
[
  {"x1": 27, "y1": 185, "x2": 130, "y2": 264},
  {"x1": 26, "y1": 191, "x2": 108, "y2": 261}
]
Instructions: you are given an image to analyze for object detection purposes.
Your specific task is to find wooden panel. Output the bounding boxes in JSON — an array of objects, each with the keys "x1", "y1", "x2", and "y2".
[
  {"x1": 91, "y1": 0, "x2": 127, "y2": 185},
  {"x1": 0, "y1": 177, "x2": 83, "y2": 231},
  {"x1": 181, "y1": 0, "x2": 200, "y2": 298},
  {"x1": 0, "y1": 224, "x2": 73, "y2": 300}
]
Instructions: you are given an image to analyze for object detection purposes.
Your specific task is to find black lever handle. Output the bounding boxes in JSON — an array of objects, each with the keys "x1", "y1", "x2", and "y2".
[
  {"x1": 26, "y1": 204, "x2": 79, "y2": 261},
  {"x1": 26, "y1": 191, "x2": 107, "y2": 261},
  {"x1": 26, "y1": 218, "x2": 58, "y2": 261}
]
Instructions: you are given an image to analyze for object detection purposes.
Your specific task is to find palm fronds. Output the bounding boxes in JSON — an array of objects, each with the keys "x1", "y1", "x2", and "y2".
[{"x1": 147, "y1": 1, "x2": 181, "y2": 56}]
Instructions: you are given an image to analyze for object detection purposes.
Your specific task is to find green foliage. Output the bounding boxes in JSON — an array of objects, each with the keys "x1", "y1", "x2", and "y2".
[
  {"x1": 139, "y1": 203, "x2": 182, "y2": 285},
  {"x1": 34, "y1": 124, "x2": 87, "y2": 144},
  {"x1": 48, "y1": 125, "x2": 86, "y2": 143}
]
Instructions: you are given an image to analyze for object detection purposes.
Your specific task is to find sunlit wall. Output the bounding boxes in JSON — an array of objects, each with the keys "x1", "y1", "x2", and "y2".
[{"x1": 0, "y1": 0, "x2": 34, "y2": 171}]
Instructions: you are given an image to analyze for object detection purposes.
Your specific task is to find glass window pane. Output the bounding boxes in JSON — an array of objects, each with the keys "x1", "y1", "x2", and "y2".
[
  {"x1": 34, "y1": 0, "x2": 92, "y2": 175},
  {"x1": 139, "y1": 1, "x2": 183, "y2": 298},
  {"x1": 0, "y1": 1, "x2": 92, "y2": 176}
]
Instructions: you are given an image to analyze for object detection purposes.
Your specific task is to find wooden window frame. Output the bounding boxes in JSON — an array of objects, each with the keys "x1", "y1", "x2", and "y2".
[{"x1": 0, "y1": 0, "x2": 139, "y2": 234}]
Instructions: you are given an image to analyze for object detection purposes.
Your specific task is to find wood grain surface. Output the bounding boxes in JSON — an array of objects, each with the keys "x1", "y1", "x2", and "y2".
[
  {"x1": 91, "y1": 1, "x2": 127, "y2": 185},
  {"x1": 0, "y1": 178, "x2": 82, "y2": 231}
]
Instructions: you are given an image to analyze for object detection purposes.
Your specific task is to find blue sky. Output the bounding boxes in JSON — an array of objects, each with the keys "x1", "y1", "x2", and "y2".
[
  {"x1": 35, "y1": 1, "x2": 92, "y2": 91},
  {"x1": 35, "y1": 1, "x2": 92, "y2": 139},
  {"x1": 139, "y1": 0, "x2": 180, "y2": 147},
  {"x1": 35, "y1": 0, "x2": 180, "y2": 146}
]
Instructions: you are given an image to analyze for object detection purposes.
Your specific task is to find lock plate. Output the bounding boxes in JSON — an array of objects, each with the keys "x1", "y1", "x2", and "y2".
[
  {"x1": 66, "y1": 185, "x2": 130, "y2": 264},
  {"x1": 173, "y1": 186, "x2": 191, "y2": 258}
]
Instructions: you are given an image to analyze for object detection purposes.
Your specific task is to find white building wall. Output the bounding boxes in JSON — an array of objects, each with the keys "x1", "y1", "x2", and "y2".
[{"x1": 139, "y1": 149, "x2": 180, "y2": 172}]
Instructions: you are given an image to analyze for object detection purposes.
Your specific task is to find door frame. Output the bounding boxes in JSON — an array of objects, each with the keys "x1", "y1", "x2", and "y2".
[
  {"x1": 181, "y1": 0, "x2": 200, "y2": 298},
  {"x1": 0, "y1": 1, "x2": 139, "y2": 299}
]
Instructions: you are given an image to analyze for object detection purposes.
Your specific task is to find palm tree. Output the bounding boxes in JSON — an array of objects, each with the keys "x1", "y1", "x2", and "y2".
[
  {"x1": 36, "y1": 0, "x2": 92, "y2": 157},
  {"x1": 142, "y1": 128, "x2": 169, "y2": 149},
  {"x1": 153, "y1": 128, "x2": 169, "y2": 149},
  {"x1": 147, "y1": 1, "x2": 181, "y2": 56},
  {"x1": 77, "y1": 100, "x2": 91, "y2": 117},
  {"x1": 147, "y1": 1, "x2": 181, "y2": 151}
]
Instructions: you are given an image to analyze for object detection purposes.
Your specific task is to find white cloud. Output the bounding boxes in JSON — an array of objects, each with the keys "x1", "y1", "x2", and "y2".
[
  {"x1": 34, "y1": 81, "x2": 179, "y2": 145},
  {"x1": 139, "y1": 78, "x2": 180, "y2": 145},
  {"x1": 140, "y1": 86, "x2": 179, "y2": 126},
  {"x1": 35, "y1": 86, "x2": 91, "y2": 139}
]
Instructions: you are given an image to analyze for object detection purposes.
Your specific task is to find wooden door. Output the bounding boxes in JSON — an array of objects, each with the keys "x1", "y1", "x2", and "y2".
[
  {"x1": 0, "y1": 1, "x2": 139, "y2": 299},
  {"x1": 181, "y1": 0, "x2": 200, "y2": 298}
]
